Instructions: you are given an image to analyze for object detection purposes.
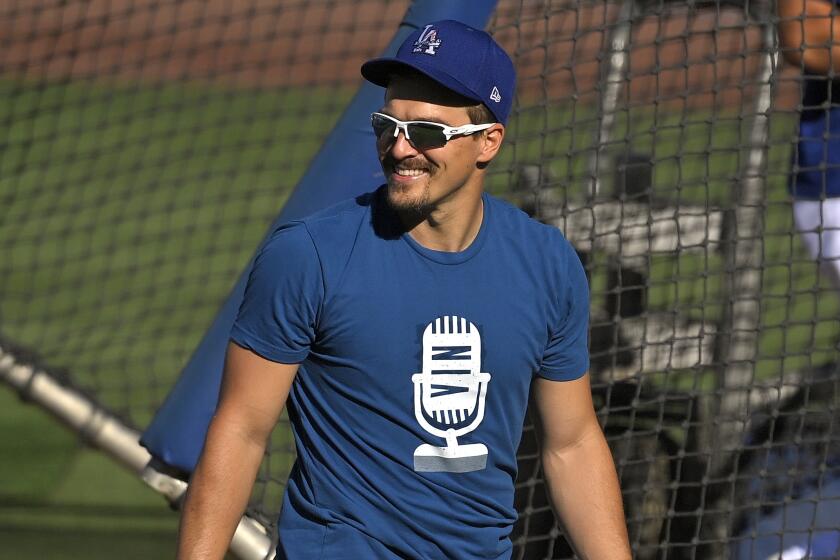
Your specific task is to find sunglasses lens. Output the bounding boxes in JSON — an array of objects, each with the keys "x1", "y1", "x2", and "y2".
[
  {"x1": 371, "y1": 114, "x2": 396, "y2": 140},
  {"x1": 406, "y1": 122, "x2": 447, "y2": 150}
]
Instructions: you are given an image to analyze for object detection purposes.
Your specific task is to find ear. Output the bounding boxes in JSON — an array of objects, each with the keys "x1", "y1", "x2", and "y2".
[{"x1": 476, "y1": 124, "x2": 505, "y2": 165}]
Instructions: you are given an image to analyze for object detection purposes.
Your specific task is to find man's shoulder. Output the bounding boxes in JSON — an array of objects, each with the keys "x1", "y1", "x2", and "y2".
[
  {"x1": 258, "y1": 190, "x2": 376, "y2": 264},
  {"x1": 258, "y1": 191, "x2": 379, "y2": 292},
  {"x1": 296, "y1": 190, "x2": 376, "y2": 233},
  {"x1": 484, "y1": 193, "x2": 583, "y2": 285},
  {"x1": 265, "y1": 190, "x2": 375, "y2": 246},
  {"x1": 485, "y1": 192, "x2": 571, "y2": 248}
]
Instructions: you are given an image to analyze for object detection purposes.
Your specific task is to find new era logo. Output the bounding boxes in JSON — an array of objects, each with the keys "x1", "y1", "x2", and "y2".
[{"x1": 490, "y1": 86, "x2": 502, "y2": 103}]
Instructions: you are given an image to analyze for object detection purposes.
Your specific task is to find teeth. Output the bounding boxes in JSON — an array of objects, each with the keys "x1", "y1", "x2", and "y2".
[{"x1": 395, "y1": 168, "x2": 426, "y2": 177}]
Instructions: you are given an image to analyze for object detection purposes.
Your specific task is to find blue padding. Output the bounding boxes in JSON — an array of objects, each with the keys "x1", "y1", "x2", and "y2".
[{"x1": 141, "y1": 0, "x2": 500, "y2": 474}]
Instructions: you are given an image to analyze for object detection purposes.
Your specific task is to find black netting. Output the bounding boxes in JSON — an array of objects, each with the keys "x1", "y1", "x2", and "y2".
[{"x1": 1, "y1": 1, "x2": 838, "y2": 558}]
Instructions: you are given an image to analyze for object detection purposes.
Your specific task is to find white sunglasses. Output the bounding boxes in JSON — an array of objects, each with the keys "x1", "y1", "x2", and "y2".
[{"x1": 371, "y1": 112, "x2": 496, "y2": 150}]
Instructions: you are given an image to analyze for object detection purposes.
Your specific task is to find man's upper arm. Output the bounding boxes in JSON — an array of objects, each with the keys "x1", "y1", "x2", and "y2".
[
  {"x1": 214, "y1": 341, "x2": 300, "y2": 444},
  {"x1": 532, "y1": 373, "x2": 602, "y2": 451}
]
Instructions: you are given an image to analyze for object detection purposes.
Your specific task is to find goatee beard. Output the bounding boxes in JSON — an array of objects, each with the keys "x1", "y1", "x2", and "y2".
[{"x1": 385, "y1": 182, "x2": 433, "y2": 219}]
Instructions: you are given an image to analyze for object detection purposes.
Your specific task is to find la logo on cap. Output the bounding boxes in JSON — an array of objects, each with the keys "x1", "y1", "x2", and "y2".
[
  {"x1": 413, "y1": 24, "x2": 442, "y2": 55},
  {"x1": 490, "y1": 86, "x2": 502, "y2": 103}
]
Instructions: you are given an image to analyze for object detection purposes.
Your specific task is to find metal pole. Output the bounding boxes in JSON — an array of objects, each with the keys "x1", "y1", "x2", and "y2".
[
  {"x1": 703, "y1": 20, "x2": 779, "y2": 556},
  {"x1": 714, "y1": 20, "x2": 778, "y2": 464},
  {"x1": 588, "y1": 0, "x2": 636, "y2": 198},
  {"x1": 0, "y1": 342, "x2": 274, "y2": 560}
]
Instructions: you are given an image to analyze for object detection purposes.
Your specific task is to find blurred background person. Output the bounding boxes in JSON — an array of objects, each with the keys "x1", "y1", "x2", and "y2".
[{"x1": 779, "y1": 0, "x2": 840, "y2": 291}]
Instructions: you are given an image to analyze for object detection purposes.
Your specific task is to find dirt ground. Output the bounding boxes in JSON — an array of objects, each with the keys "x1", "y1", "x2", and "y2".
[{"x1": 0, "y1": 0, "x2": 798, "y2": 110}]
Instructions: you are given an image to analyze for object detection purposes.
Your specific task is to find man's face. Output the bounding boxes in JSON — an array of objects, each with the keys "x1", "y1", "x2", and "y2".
[{"x1": 377, "y1": 75, "x2": 489, "y2": 216}]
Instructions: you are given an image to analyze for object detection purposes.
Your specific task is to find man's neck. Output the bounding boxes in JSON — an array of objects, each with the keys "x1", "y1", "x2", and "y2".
[{"x1": 404, "y1": 192, "x2": 485, "y2": 253}]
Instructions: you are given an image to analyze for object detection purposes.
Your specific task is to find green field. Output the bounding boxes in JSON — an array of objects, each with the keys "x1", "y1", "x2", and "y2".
[
  {"x1": 1, "y1": 80, "x2": 354, "y2": 428},
  {"x1": 1, "y1": 78, "x2": 838, "y2": 557},
  {"x1": 0, "y1": 388, "x2": 188, "y2": 558},
  {"x1": 0, "y1": 79, "x2": 334, "y2": 557}
]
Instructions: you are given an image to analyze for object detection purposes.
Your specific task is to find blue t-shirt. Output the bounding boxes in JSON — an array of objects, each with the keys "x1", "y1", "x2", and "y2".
[
  {"x1": 791, "y1": 0, "x2": 840, "y2": 199},
  {"x1": 231, "y1": 188, "x2": 590, "y2": 560}
]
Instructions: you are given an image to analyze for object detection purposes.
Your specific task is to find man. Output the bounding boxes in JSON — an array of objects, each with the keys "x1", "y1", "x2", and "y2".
[
  {"x1": 779, "y1": 0, "x2": 840, "y2": 291},
  {"x1": 177, "y1": 20, "x2": 630, "y2": 560}
]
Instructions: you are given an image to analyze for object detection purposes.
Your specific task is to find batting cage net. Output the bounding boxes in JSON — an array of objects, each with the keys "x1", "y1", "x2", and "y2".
[{"x1": 1, "y1": 0, "x2": 838, "y2": 558}]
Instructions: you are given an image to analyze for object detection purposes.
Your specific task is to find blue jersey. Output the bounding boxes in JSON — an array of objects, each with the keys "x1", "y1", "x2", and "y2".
[
  {"x1": 791, "y1": 0, "x2": 840, "y2": 199},
  {"x1": 231, "y1": 188, "x2": 590, "y2": 559}
]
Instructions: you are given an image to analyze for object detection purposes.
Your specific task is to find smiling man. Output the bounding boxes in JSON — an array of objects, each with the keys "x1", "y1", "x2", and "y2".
[{"x1": 176, "y1": 20, "x2": 630, "y2": 560}]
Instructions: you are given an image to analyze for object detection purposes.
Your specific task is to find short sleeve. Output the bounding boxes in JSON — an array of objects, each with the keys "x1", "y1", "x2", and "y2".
[
  {"x1": 539, "y1": 239, "x2": 590, "y2": 380},
  {"x1": 230, "y1": 222, "x2": 324, "y2": 364}
]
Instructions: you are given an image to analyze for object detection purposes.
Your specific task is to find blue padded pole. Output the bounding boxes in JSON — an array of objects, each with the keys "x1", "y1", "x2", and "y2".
[{"x1": 141, "y1": 0, "x2": 500, "y2": 473}]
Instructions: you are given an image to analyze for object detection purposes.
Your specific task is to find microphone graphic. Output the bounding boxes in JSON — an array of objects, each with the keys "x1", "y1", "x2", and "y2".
[{"x1": 412, "y1": 315, "x2": 492, "y2": 473}]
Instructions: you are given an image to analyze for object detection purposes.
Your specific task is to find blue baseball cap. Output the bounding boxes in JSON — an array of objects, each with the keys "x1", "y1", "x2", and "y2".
[{"x1": 361, "y1": 20, "x2": 516, "y2": 124}]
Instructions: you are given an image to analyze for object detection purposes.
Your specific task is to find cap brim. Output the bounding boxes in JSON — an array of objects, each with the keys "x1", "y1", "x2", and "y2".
[{"x1": 361, "y1": 57, "x2": 482, "y2": 105}]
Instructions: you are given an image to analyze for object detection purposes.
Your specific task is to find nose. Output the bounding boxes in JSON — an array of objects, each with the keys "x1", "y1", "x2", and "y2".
[{"x1": 387, "y1": 128, "x2": 419, "y2": 159}]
